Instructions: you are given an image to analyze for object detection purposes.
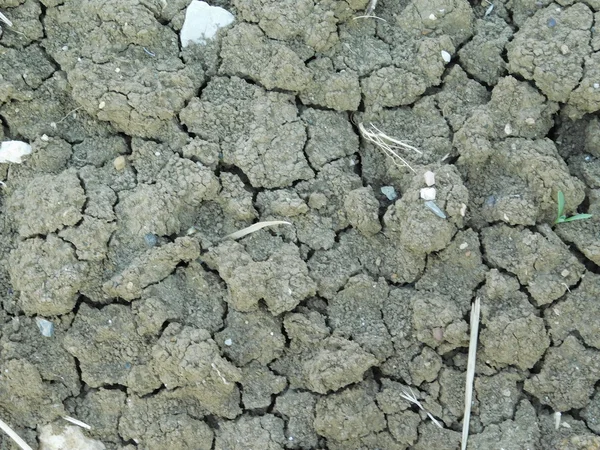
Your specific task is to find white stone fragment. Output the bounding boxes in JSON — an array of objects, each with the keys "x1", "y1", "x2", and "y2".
[
  {"x1": 504, "y1": 123, "x2": 512, "y2": 135},
  {"x1": 224, "y1": 338, "x2": 233, "y2": 346},
  {"x1": 36, "y1": 318, "x2": 54, "y2": 337},
  {"x1": 39, "y1": 424, "x2": 106, "y2": 450},
  {"x1": 381, "y1": 186, "x2": 397, "y2": 201},
  {"x1": 420, "y1": 187, "x2": 436, "y2": 200},
  {"x1": 180, "y1": 0, "x2": 235, "y2": 48},
  {"x1": 0, "y1": 140, "x2": 32, "y2": 164},
  {"x1": 441, "y1": 50, "x2": 451, "y2": 63},
  {"x1": 424, "y1": 171, "x2": 435, "y2": 186}
]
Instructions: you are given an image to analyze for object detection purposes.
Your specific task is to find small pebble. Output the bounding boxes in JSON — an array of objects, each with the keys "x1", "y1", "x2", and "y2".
[
  {"x1": 547, "y1": 17, "x2": 556, "y2": 27},
  {"x1": 460, "y1": 203, "x2": 467, "y2": 217},
  {"x1": 113, "y1": 155, "x2": 126, "y2": 171},
  {"x1": 594, "y1": 83, "x2": 600, "y2": 89},
  {"x1": 36, "y1": 318, "x2": 54, "y2": 337},
  {"x1": 525, "y1": 117, "x2": 536, "y2": 125},
  {"x1": 41, "y1": 134, "x2": 49, "y2": 141},
  {"x1": 459, "y1": 242, "x2": 468, "y2": 250},
  {"x1": 381, "y1": 186, "x2": 397, "y2": 201},
  {"x1": 224, "y1": 338, "x2": 233, "y2": 346},
  {"x1": 504, "y1": 123, "x2": 512, "y2": 135},
  {"x1": 560, "y1": 44, "x2": 569, "y2": 55},
  {"x1": 424, "y1": 171, "x2": 435, "y2": 186},
  {"x1": 115, "y1": 67, "x2": 121, "y2": 73},
  {"x1": 429, "y1": 13, "x2": 436, "y2": 20},
  {"x1": 144, "y1": 233, "x2": 158, "y2": 248},
  {"x1": 420, "y1": 187, "x2": 436, "y2": 200},
  {"x1": 98, "y1": 101, "x2": 106, "y2": 109},
  {"x1": 561, "y1": 269, "x2": 570, "y2": 277},
  {"x1": 441, "y1": 50, "x2": 451, "y2": 63},
  {"x1": 424, "y1": 200, "x2": 447, "y2": 219}
]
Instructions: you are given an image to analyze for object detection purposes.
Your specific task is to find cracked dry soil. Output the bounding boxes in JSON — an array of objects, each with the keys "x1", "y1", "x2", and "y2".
[{"x1": 1, "y1": 0, "x2": 600, "y2": 449}]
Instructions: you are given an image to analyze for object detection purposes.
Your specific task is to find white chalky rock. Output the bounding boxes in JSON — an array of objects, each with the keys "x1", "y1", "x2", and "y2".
[
  {"x1": 0, "y1": 140, "x2": 32, "y2": 163},
  {"x1": 180, "y1": 0, "x2": 235, "y2": 48},
  {"x1": 441, "y1": 50, "x2": 451, "y2": 63},
  {"x1": 39, "y1": 424, "x2": 105, "y2": 450},
  {"x1": 420, "y1": 187, "x2": 436, "y2": 200},
  {"x1": 424, "y1": 171, "x2": 435, "y2": 186}
]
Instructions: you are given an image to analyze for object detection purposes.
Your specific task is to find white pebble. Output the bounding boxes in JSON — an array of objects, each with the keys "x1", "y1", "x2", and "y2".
[
  {"x1": 424, "y1": 171, "x2": 435, "y2": 186},
  {"x1": 420, "y1": 187, "x2": 436, "y2": 200},
  {"x1": 224, "y1": 338, "x2": 232, "y2": 346},
  {"x1": 113, "y1": 155, "x2": 126, "y2": 171},
  {"x1": 525, "y1": 117, "x2": 536, "y2": 125},
  {"x1": 36, "y1": 318, "x2": 54, "y2": 337},
  {"x1": 504, "y1": 123, "x2": 512, "y2": 135},
  {"x1": 181, "y1": 0, "x2": 235, "y2": 47},
  {"x1": 594, "y1": 83, "x2": 600, "y2": 89},
  {"x1": 115, "y1": 67, "x2": 121, "y2": 73},
  {"x1": 41, "y1": 134, "x2": 49, "y2": 141},
  {"x1": 0, "y1": 140, "x2": 32, "y2": 164},
  {"x1": 381, "y1": 186, "x2": 397, "y2": 201},
  {"x1": 441, "y1": 50, "x2": 451, "y2": 63},
  {"x1": 428, "y1": 13, "x2": 436, "y2": 20},
  {"x1": 460, "y1": 203, "x2": 467, "y2": 217},
  {"x1": 459, "y1": 242, "x2": 468, "y2": 250},
  {"x1": 98, "y1": 101, "x2": 106, "y2": 109}
]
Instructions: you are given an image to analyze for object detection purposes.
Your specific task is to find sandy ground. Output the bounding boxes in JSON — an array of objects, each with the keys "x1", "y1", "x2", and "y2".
[{"x1": 1, "y1": 0, "x2": 600, "y2": 448}]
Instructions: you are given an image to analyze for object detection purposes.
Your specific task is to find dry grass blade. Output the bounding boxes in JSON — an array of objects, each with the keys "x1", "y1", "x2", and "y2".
[
  {"x1": 0, "y1": 417, "x2": 32, "y2": 450},
  {"x1": 63, "y1": 415, "x2": 91, "y2": 430},
  {"x1": 400, "y1": 387, "x2": 443, "y2": 429},
  {"x1": 358, "y1": 122, "x2": 422, "y2": 173},
  {"x1": 224, "y1": 221, "x2": 291, "y2": 240},
  {"x1": 461, "y1": 296, "x2": 481, "y2": 450},
  {"x1": 0, "y1": 11, "x2": 13, "y2": 27},
  {"x1": 365, "y1": 0, "x2": 378, "y2": 15}
]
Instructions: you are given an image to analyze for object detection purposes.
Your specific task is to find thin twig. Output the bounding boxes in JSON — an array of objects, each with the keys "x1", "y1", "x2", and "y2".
[
  {"x1": 55, "y1": 106, "x2": 83, "y2": 125},
  {"x1": 353, "y1": 15, "x2": 387, "y2": 22},
  {"x1": 400, "y1": 387, "x2": 443, "y2": 428},
  {"x1": 223, "y1": 221, "x2": 291, "y2": 240},
  {"x1": 358, "y1": 122, "x2": 422, "y2": 173},
  {"x1": 0, "y1": 417, "x2": 32, "y2": 450},
  {"x1": 63, "y1": 416, "x2": 91, "y2": 430},
  {"x1": 461, "y1": 296, "x2": 481, "y2": 450}
]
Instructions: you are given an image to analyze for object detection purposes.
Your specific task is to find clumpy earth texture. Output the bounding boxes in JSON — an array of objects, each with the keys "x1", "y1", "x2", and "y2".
[{"x1": 1, "y1": 0, "x2": 600, "y2": 449}]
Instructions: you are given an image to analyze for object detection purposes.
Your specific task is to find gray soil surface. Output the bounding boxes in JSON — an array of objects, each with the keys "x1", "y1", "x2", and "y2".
[{"x1": 1, "y1": 0, "x2": 600, "y2": 449}]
